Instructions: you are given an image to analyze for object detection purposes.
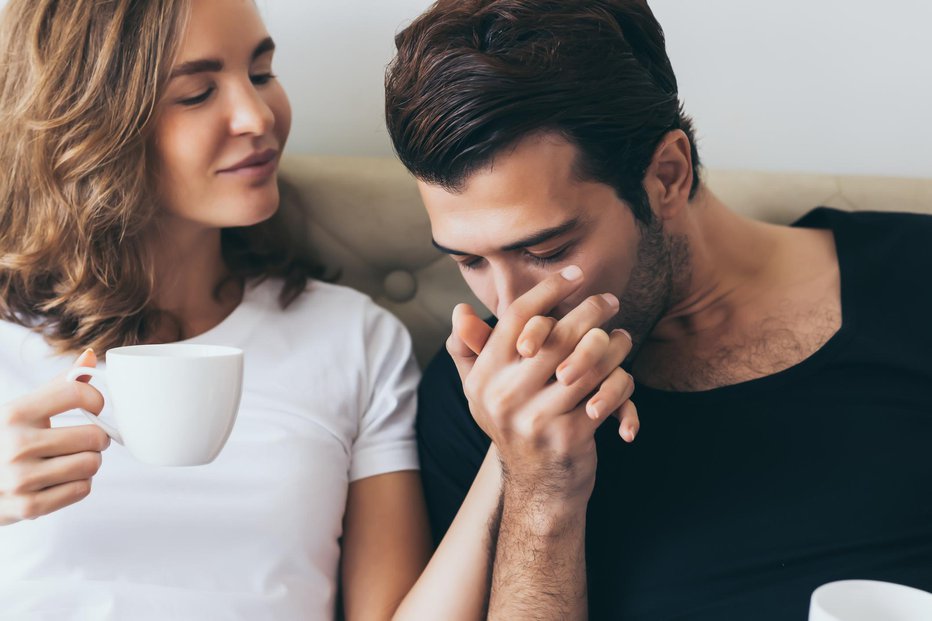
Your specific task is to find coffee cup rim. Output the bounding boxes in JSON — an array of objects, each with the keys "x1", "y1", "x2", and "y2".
[{"x1": 106, "y1": 344, "x2": 243, "y2": 359}]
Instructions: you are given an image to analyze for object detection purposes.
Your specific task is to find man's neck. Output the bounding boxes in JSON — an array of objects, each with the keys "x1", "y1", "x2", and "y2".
[
  {"x1": 632, "y1": 190, "x2": 841, "y2": 391},
  {"x1": 649, "y1": 190, "x2": 783, "y2": 343}
]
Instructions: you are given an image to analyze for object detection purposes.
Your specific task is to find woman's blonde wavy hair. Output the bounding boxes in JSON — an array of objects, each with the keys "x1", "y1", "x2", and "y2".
[{"x1": 0, "y1": 0, "x2": 319, "y2": 355}]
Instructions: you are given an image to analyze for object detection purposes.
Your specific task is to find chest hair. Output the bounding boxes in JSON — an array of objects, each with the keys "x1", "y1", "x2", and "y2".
[{"x1": 635, "y1": 298, "x2": 842, "y2": 393}]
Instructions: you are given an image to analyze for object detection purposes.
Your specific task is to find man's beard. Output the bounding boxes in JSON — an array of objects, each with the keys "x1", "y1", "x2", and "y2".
[{"x1": 608, "y1": 216, "x2": 690, "y2": 357}]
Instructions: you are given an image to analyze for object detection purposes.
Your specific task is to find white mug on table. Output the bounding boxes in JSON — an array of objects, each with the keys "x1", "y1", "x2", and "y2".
[
  {"x1": 66, "y1": 343, "x2": 244, "y2": 467},
  {"x1": 810, "y1": 579, "x2": 932, "y2": 621}
]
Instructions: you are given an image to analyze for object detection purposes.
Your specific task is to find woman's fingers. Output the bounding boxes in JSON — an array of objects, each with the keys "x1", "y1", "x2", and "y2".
[
  {"x1": 0, "y1": 379, "x2": 104, "y2": 428},
  {"x1": 615, "y1": 400, "x2": 639, "y2": 443},
  {"x1": 540, "y1": 328, "x2": 639, "y2": 441},
  {"x1": 0, "y1": 478, "x2": 93, "y2": 525},
  {"x1": 10, "y1": 425, "x2": 111, "y2": 460},
  {"x1": 1, "y1": 450, "x2": 103, "y2": 495},
  {"x1": 0, "y1": 351, "x2": 105, "y2": 526},
  {"x1": 516, "y1": 315, "x2": 558, "y2": 358},
  {"x1": 585, "y1": 367, "x2": 635, "y2": 423},
  {"x1": 556, "y1": 328, "x2": 607, "y2": 385},
  {"x1": 547, "y1": 328, "x2": 632, "y2": 409}
]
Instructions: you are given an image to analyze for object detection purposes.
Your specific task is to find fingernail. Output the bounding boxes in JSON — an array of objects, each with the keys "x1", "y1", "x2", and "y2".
[
  {"x1": 518, "y1": 339, "x2": 534, "y2": 357},
  {"x1": 601, "y1": 293, "x2": 619, "y2": 308},
  {"x1": 587, "y1": 400, "x2": 603, "y2": 420},
  {"x1": 561, "y1": 265, "x2": 582, "y2": 281},
  {"x1": 614, "y1": 329, "x2": 632, "y2": 343},
  {"x1": 75, "y1": 348, "x2": 93, "y2": 364},
  {"x1": 558, "y1": 364, "x2": 578, "y2": 385}
]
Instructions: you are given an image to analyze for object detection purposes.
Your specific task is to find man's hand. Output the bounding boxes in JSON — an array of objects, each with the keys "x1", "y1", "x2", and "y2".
[{"x1": 446, "y1": 265, "x2": 635, "y2": 505}]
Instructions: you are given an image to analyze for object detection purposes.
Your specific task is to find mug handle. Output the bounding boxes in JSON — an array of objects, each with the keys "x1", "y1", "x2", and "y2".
[{"x1": 65, "y1": 367, "x2": 124, "y2": 445}]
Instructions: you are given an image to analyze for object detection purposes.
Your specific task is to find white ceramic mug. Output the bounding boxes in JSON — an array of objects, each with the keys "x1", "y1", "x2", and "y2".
[
  {"x1": 66, "y1": 344, "x2": 244, "y2": 467},
  {"x1": 809, "y1": 580, "x2": 932, "y2": 620}
]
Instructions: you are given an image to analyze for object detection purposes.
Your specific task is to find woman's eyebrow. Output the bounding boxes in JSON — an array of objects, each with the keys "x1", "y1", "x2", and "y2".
[{"x1": 169, "y1": 37, "x2": 276, "y2": 79}]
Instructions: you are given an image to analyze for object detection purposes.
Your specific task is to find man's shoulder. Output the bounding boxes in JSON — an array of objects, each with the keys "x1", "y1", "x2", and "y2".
[
  {"x1": 797, "y1": 206, "x2": 932, "y2": 247},
  {"x1": 797, "y1": 206, "x2": 932, "y2": 279}
]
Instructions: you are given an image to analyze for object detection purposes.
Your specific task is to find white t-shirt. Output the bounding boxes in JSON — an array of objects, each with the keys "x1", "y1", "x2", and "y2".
[{"x1": 0, "y1": 278, "x2": 420, "y2": 620}]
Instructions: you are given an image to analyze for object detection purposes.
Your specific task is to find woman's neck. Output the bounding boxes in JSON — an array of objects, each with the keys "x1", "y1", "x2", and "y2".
[{"x1": 147, "y1": 218, "x2": 243, "y2": 341}]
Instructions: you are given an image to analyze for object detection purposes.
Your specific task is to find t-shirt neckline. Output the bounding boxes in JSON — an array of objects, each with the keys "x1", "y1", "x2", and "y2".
[
  {"x1": 633, "y1": 207, "x2": 857, "y2": 400},
  {"x1": 179, "y1": 278, "x2": 272, "y2": 346}
]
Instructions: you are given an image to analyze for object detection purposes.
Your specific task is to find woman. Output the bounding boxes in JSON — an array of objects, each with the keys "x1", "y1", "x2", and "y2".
[
  {"x1": 0, "y1": 0, "x2": 433, "y2": 617},
  {"x1": 0, "y1": 1, "x2": 633, "y2": 618}
]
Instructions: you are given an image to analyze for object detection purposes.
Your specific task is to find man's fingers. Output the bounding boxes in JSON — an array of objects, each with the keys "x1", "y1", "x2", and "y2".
[
  {"x1": 453, "y1": 304, "x2": 493, "y2": 355},
  {"x1": 448, "y1": 304, "x2": 492, "y2": 382},
  {"x1": 490, "y1": 266, "x2": 585, "y2": 354},
  {"x1": 0, "y1": 379, "x2": 104, "y2": 427},
  {"x1": 516, "y1": 315, "x2": 558, "y2": 358}
]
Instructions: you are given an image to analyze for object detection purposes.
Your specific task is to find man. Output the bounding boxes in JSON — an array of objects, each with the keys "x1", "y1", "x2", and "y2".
[{"x1": 385, "y1": 1, "x2": 932, "y2": 619}]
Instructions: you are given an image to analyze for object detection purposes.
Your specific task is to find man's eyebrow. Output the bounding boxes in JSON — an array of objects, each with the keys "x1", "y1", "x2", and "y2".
[
  {"x1": 431, "y1": 218, "x2": 581, "y2": 256},
  {"x1": 169, "y1": 37, "x2": 276, "y2": 79}
]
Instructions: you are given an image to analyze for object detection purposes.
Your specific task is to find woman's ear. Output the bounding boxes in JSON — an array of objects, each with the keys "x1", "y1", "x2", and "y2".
[{"x1": 644, "y1": 129, "x2": 694, "y2": 221}]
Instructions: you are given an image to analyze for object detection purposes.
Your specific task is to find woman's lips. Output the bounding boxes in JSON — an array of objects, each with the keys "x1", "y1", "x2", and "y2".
[{"x1": 217, "y1": 149, "x2": 279, "y2": 179}]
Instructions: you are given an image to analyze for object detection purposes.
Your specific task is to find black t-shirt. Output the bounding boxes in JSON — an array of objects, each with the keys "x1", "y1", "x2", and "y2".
[{"x1": 417, "y1": 208, "x2": 932, "y2": 620}]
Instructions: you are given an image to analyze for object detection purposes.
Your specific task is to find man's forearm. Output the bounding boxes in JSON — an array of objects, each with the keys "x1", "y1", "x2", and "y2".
[{"x1": 489, "y1": 486, "x2": 588, "y2": 621}]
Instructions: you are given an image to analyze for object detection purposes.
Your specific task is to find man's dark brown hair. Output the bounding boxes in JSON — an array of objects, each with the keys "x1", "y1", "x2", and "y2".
[{"x1": 385, "y1": 0, "x2": 701, "y2": 223}]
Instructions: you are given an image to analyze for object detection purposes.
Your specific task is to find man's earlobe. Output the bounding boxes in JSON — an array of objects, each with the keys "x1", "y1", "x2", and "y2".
[{"x1": 647, "y1": 130, "x2": 694, "y2": 220}]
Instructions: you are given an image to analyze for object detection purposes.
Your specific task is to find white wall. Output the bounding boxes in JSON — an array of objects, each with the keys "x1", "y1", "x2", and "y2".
[
  {"x1": 261, "y1": 0, "x2": 932, "y2": 178},
  {"x1": 652, "y1": 0, "x2": 932, "y2": 177},
  {"x1": 2, "y1": 0, "x2": 930, "y2": 177}
]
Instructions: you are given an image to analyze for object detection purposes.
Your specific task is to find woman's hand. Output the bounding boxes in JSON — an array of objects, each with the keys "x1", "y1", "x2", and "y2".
[{"x1": 0, "y1": 349, "x2": 110, "y2": 526}]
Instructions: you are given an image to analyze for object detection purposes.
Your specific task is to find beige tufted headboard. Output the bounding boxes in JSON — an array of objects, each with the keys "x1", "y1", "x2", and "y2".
[{"x1": 278, "y1": 154, "x2": 932, "y2": 367}]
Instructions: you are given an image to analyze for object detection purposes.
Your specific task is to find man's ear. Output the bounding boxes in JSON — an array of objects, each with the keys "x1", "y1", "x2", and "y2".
[{"x1": 644, "y1": 129, "x2": 694, "y2": 221}]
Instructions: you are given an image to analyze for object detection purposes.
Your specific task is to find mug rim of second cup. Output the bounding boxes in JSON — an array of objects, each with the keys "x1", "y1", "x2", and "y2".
[{"x1": 107, "y1": 344, "x2": 243, "y2": 358}]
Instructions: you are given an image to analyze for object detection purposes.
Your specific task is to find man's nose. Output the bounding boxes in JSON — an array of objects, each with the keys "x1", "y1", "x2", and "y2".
[{"x1": 492, "y1": 267, "x2": 538, "y2": 317}]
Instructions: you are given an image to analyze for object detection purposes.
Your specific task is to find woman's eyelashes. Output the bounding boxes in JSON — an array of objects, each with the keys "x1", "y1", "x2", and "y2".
[
  {"x1": 178, "y1": 86, "x2": 215, "y2": 106},
  {"x1": 176, "y1": 72, "x2": 277, "y2": 107}
]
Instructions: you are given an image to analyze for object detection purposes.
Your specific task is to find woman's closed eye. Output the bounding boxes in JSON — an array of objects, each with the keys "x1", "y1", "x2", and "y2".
[
  {"x1": 176, "y1": 71, "x2": 276, "y2": 107},
  {"x1": 178, "y1": 86, "x2": 214, "y2": 106}
]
